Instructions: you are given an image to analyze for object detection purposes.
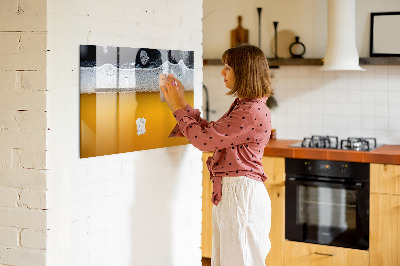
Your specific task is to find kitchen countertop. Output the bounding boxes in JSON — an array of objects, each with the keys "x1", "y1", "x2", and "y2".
[{"x1": 263, "y1": 139, "x2": 400, "y2": 165}]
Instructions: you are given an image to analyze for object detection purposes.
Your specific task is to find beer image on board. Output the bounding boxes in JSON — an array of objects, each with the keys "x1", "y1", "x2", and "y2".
[{"x1": 79, "y1": 45, "x2": 194, "y2": 158}]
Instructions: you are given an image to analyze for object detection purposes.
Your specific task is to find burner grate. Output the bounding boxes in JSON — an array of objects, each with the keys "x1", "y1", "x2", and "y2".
[
  {"x1": 301, "y1": 135, "x2": 339, "y2": 149},
  {"x1": 340, "y1": 137, "x2": 377, "y2": 151}
]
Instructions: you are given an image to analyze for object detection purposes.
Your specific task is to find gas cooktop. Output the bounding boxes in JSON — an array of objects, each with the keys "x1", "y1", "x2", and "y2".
[{"x1": 289, "y1": 135, "x2": 383, "y2": 151}]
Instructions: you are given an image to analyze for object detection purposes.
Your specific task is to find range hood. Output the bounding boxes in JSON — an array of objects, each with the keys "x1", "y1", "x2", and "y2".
[{"x1": 320, "y1": 0, "x2": 365, "y2": 71}]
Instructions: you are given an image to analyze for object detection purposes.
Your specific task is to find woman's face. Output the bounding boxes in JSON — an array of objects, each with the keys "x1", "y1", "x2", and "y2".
[{"x1": 220, "y1": 64, "x2": 235, "y2": 89}]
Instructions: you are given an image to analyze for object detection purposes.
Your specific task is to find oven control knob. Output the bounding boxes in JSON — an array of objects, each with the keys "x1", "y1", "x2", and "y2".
[
  {"x1": 340, "y1": 164, "x2": 347, "y2": 174},
  {"x1": 304, "y1": 161, "x2": 312, "y2": 171}
]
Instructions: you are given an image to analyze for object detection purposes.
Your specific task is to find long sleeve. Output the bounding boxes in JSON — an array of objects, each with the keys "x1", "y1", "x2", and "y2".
[
  {"x1": 171, "y1": 105, "x2": 257, "y2": 152},
  {"x1": 169, "y1": 104, "x2": 211, "y2": 137}
]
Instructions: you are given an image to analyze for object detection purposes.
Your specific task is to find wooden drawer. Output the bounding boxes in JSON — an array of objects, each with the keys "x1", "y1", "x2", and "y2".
[
  {"x1": 370, "y1": 163, "x2": 400, "y2": 195},
  {"x1": 284, "y1": 241, "x2": 369, "y2": 266}
]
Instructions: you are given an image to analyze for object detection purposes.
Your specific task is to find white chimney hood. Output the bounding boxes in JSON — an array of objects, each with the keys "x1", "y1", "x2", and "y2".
[{"x1": 320, "y1": 0, "x2": 365, "y2": 71}]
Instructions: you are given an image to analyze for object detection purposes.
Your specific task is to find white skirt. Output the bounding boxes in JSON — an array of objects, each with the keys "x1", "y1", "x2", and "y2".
[{"x1": 212, "y1": 176, "x2": 271, "y2": 266}]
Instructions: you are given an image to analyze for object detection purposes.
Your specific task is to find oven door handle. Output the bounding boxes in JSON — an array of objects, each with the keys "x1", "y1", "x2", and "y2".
[{"x1": 287, "y1": 177, "x2": 364, "y2": 189}]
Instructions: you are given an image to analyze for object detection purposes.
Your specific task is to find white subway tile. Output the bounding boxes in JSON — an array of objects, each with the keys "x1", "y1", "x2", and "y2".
[
  {"x1": 388, "y1": 65, "x2": 400, "y2": 76},
  {"x1": 388, "y1": 91, "x2": 400, "y2": 104},
  {"x1": 388, "y1": 104, "x2": 400, "y2": 117},
  {"x1": 374, "y1": 117, "x2": 389, "y2": 131},
  {"x1": 388, "y1": 75, "x2": 400, "y2": 91},
  {"x1": 323, "y1": 115, "x2": 336, "y2": 130},
  {"x1": 286, "y1": 77, "x2": 299, "y2": 89},
  {"x1": 361, "y1": 129, "x2": 375, "y2": 138},
  {"x1": 336, "y1": 103, "x2": 349, "y2": 116},
  {"x1": 375, "y1": 104, "x2": 389, "y2": 117},
  {"x1": 348, "y1": 116, "x2": 362, "y2": 129},
  {"x1": 374, "y1": 77, "x2": 388, "y2": 92},
  {"x1": 336, "y1": 90, "x2": 349, "y2": 103},
  {"x1": 336, "y1": 115, "x2": 349, "y2": 130},
  {"x1": 298, "y1": 77, "x2": 311, "y2": 89},
  {"x1": 361, "y1": 103, "x2": 374, "y2": 117},
  {"x1": 361, "y1": 90, "x2": 374, "y2": 104},
  {"x1": 349, "y1": 128, "x2": 362, "y2": 137},
  {"x1": 285, "y1": 66, "x2": 298, "y2": 77},
  {"x1": 362, "y1": 116, "x2": 375, "y2": 130},
  {"x1": 374, "y1": 130, "x2": 389, "y2": 144},
  {"x1": 348, "y1": 90, "x2": 362, "y2": 104},
  {"x1": 388, "y1": 131, "x2": 400, "y2": 143},
  {"x1": 323, "y1": 103, "x2": 336, "y2": 116},
  {"x1": 348, "y1": 71, "x2": 362, "y2": 90},
  {"x1": 374, "y1": 65, "x2": 388, "y2": 77},
  {"x1": 388, "y1": 117, "x2": 400, "y2": 131},
  {"x1": 374, "y1": 90, "x2": 388, "y2": 104}
]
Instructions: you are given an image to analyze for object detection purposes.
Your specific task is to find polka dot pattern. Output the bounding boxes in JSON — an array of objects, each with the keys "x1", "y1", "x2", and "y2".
[{"x1": 169, "y1": 97, "x2": 272, "y2": 206}]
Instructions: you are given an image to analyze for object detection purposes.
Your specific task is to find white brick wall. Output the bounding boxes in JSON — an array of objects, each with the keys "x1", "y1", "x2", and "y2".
[
  {"x1": 46, "y1": 0, "x2": 203, "y2": 266},
  {"x1": 0, "y1": 0, "x2": 48, "y2": 265}
]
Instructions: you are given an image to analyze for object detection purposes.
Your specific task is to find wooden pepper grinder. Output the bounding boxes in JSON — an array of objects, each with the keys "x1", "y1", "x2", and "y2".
[{"x1": 231, "y1": 16, "x2": 249, "y2": 48}]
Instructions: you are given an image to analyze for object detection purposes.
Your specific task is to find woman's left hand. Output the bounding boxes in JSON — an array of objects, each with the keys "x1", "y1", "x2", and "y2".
[{"x1": 160, "y1": 76, "x2": 184, "y2": 113}]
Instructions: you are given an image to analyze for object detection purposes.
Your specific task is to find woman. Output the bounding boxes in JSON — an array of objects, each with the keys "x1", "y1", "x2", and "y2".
[{"x1": 161, "y1": 44, "x2": 273, "y2": 266}]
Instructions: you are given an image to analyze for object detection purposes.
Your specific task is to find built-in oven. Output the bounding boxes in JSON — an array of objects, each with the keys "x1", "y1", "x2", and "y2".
[{"x1": 285, "y1": 158, "x2": 370, "y2": 250}]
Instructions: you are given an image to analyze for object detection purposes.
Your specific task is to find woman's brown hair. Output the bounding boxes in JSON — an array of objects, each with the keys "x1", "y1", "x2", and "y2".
[{"x1": 221, "y1": 44, "x2": 273, "y2": 99}]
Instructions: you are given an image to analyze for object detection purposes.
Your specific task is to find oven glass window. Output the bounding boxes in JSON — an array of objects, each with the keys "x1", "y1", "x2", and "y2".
[{"x1": 297, "y1": 186, "x2": 356, "y2": 230}]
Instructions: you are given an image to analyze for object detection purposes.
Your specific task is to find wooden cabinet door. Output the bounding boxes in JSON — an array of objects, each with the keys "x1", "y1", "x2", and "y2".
[
  {"x1": 262, "y1": 156, "x2": 285, "y2": 186},
  {"x1": 201, "y1": 152, "x2": 213, "y2": 258},
  {"x1": 202, "y1": 154, "x2": 286, "y2": 263},
  {"x1": 370, "y1": 163, "x2": 400, "y2": 195},
  {"x1": 284, "y1": 241, "x2": 369, "y2": 266},
  {"x1": 370, "y1": 193, "x2": 400, "y2": 266},
  {"x1": 264, "y1": 184, "x2": 284, "y2": 266}
]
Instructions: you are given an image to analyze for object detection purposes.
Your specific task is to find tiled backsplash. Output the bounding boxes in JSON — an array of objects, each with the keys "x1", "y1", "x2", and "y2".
[{"x1": 203, "y1": 65, "x2": 400, "y2": 144}]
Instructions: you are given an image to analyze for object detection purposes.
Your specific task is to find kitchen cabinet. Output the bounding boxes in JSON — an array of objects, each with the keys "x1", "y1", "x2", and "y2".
[
  {"x1": 201, "y1": 152, "x2": 213, "y2": 258},
  {"x1": 370, "y1": 163, "x2": 400, "y2": 266},
  {"x1": 284, "y1": 241, "x2": 369, "y2": 266},
  {"x1": 201, "y1": 154, "x2": 286, "y2": 266},
  {"x1": 370, "y1": 163, "x2": 400, "y2": 195},
  {"x1": 261, "y1": 156, "x2": 285, "y2": 266}
]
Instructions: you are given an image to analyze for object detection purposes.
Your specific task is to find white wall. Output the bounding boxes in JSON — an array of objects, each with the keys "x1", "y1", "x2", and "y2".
[
  {"x1": 46, "y1": 0, "x2": 203, "y2": 266},
  {"x1": 0, "y1": 0, "x2": 48, "y2": 265},
  {"x1": 203, "y1": 0, "x2": 400, "y2": 58},
  {"x1": 203, "y1": 0, "x2": 400, "y2": 145}
]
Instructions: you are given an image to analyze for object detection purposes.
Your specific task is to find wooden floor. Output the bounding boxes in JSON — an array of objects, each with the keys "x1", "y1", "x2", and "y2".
[{"x1": 202, "y1": 257, "x2": 211, "y2": 266}]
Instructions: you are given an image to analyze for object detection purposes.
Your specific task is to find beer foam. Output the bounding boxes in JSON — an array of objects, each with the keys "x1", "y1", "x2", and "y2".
[{"x1": 80, "y1": 61, "x2": 194, "y2": 94}]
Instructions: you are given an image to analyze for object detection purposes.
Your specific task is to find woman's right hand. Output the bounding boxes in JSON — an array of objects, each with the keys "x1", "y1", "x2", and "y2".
[{"x1": 167, "y1": 76, "x2": 187, "y2": 108}]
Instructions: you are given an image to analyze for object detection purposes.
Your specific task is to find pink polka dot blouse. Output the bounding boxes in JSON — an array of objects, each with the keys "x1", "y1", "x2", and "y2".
[{"x1": 169, "y1": 97, "x2": 272, "y2": 206}]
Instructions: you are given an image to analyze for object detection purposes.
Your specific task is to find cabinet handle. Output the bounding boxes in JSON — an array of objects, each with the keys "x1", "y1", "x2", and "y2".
[{"x1": 314, "y1": 252, "x2": 335, "y2": 257}]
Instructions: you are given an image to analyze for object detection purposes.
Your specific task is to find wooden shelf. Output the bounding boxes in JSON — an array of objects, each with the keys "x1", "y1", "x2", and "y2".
[
  {"x1": 359, "y1": 57, "x2": 400, "y2": 65},
  {"x1": 203, "y1": 57, "x2": 400, "y2": 67},
  {"x1": 203, "y1": 58, "x2": 323, "y2": 67}
]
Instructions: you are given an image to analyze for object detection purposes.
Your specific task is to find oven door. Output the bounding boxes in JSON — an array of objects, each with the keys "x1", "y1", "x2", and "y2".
[{"x1": 285, "y1": 177, "x2": 369, "y2": 250}]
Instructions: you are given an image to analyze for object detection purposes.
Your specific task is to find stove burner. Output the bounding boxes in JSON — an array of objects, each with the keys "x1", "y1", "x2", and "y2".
[
  {"x1": 340, "y1": 137, "x2": 377, "y2": 151},
  {"x1": 301, "y1": 135, "x2": 339, "y2": 149},
  {"x1": 294, "y1": 136, "x2": 379, "y2": 151}
]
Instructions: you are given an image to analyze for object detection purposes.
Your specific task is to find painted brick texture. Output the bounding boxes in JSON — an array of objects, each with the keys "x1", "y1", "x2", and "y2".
[
  {"x1": 46, "y1": 0, "x2": 203, "y2": 265},
  {"x1": 0, "y1": 0, "x2": 48, "y2": 265}
]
